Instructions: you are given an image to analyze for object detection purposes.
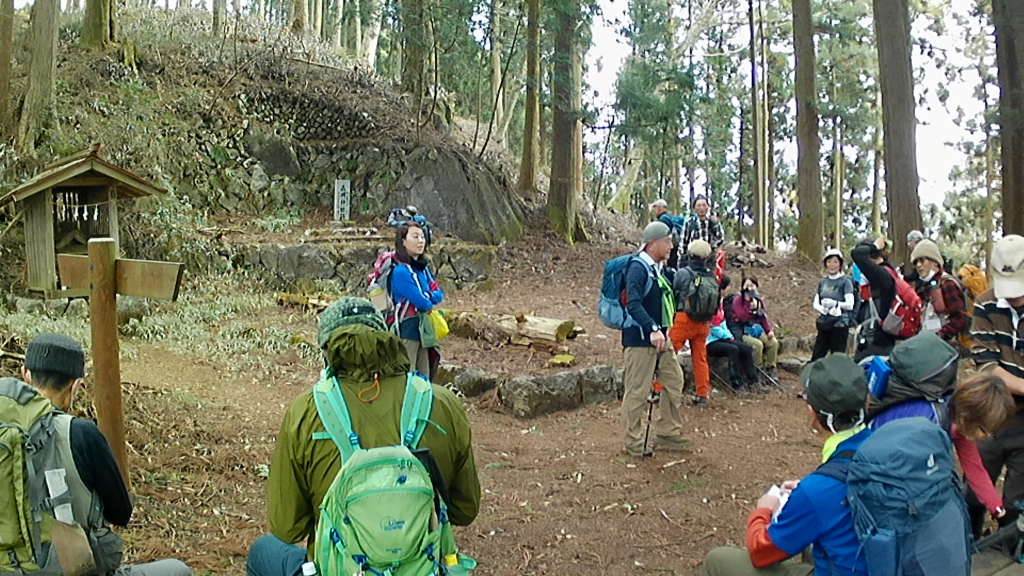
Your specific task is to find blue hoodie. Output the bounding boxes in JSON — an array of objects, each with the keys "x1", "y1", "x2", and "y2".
[{"x1": 390, "y1": 262, "x2": 443, "y2": 341}]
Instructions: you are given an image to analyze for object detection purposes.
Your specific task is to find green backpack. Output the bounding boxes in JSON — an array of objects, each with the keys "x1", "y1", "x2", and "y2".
[
  {"x1": 312, "y1": 372, "x2": 476, "y2": 576},
  {"x1": 677, "y1": 268, "x2": 720, "y2": 322}
]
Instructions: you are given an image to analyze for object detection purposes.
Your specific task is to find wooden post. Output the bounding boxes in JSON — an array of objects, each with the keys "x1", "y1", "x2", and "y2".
[
  {"x1": 23, "y1": 191, "x2": 57, "y2": 293},
  {"x1": 87, "y1": 238, "x2": 129, "y2": 487}
]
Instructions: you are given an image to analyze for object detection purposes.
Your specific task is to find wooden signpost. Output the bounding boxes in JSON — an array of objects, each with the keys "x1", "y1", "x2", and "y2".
[{"x1": 58, "y1": 238, "x2": 184, "y2": 486}]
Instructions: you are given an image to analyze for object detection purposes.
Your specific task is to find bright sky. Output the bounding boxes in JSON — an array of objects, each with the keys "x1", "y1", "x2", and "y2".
[{"x1": 583, "y1": 0, "x2": 983, "y2": 209}]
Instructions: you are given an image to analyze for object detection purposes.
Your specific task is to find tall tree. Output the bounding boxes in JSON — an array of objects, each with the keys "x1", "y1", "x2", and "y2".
[
  {"x1": 518, "y1": 0, "x2": 540, "y2": 196},
  {"x1": 331, "y1": 0, "x2": 344, "y2": 49},
  {"x1": 83, "y1": 0, "x2": 115, "y2": 47},
  {"x1": 872, "y1": 0, "x2": 922, "y2": 265},
  {"x1": 291, "y1": 0, "x2": 307, "y2": 33},
  {"x1": 213, "y1": 0, "x2": 227, "y2": 35},
  {"x1": 489, "y1": 0, "x2": 504, "y2": 131},
  {"x1": 18, "y1": 0, "x2": 59, "y2": 154},
  {"x1": 793, "y1": 0, "x2": 822, "y2": 259},
  {"x1": 0, "y1": 0, "x2": 13, "y2": 132},
  {"x1": 363, "y1": 0, "x2": 384, "y2": 67},
  {"x1": 994, "y1": 0, "x2": 1024, "y2": 235},
  {"x1": 747, "y1": 0, "x2": 765, "y2": 246},
  {"x1": 547, "y1": 0, "x2": 582, "y2": 241},
  {"x1": 400, "y1": 0, "x2": 428, "y2": 98}
]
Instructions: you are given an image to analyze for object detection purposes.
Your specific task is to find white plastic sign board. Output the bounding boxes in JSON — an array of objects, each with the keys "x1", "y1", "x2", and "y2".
[{"x1": 334, "y1": 179, "x2": 351, "y2": 221}]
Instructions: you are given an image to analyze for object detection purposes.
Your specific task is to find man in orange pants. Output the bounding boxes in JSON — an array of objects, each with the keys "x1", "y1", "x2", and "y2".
[{"x1": 670, "y1": 240, "x2": 719, "y2": 407}]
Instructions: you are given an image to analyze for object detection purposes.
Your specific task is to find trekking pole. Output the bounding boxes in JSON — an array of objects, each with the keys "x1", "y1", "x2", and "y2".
[
  {"x1": 641, "y1": 360, "x2": 664, "y2": 457},
  {"x1": 975, "y1": 503, "x2": 1024, "y2": 558},
  {"x1": 755, "y1": 365, "x2": 786, "y2": 393},
  {"x1": 707, "y1": 366, "x2": 739, "y2": 395}
]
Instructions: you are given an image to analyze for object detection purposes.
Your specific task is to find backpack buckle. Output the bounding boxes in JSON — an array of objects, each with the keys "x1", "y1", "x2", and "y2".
[
  {"x1": 403, "y1": 430, "x2": 415, "y2": 446},
  {"x1": 348, "y1": 433, "x2": 360, "y2": 448}
]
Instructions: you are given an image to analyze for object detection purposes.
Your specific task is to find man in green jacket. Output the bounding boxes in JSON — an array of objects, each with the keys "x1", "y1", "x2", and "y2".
[{"x1": 247, "y1": 298, "x2": 481, "y2": 576}]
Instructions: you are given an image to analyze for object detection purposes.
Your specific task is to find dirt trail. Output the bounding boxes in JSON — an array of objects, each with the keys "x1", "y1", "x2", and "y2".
[
  {"x1": 79, "y1": 229, "x2": 836, "y2": 575},
  {"x1": 116, "y1": 344, "x2": 818, "y2": 575}
]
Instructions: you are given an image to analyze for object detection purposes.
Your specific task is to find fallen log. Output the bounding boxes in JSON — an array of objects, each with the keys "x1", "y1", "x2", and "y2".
[{"x1": 446, "y1": 311, "x2": 577, "y2": 350}]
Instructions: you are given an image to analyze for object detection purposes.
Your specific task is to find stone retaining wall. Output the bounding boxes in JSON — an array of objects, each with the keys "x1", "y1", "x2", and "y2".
[{"x1": 229, "y1": 240, "x2": 498, "y2": 293}]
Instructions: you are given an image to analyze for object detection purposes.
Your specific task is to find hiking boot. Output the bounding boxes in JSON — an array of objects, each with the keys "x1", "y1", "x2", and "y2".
[
  {"x1": 692, "y1": 395, "x2": 709, "y2": 408},
  {"x1": 625, "y1": 444, "x2": 653, "y2": 458},
  {"x1": 754, "y1": 381, "x2": 771, "y2": 394},
  {"x1": 734, "y1": 385, "x2": 750, "y2": 397},
  {"x1": 766, "y1": 367, "x2": 780, "y2": 382},
  {"x1": 654, "y1": 435, "x2": 690, "y2": 451}
]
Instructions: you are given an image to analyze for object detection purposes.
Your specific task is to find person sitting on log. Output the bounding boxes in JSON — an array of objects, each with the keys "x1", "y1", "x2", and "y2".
[
  {"x1": 732, "y1": 275, "x2": 780, "y2": 382},
  {"x1": 706, "y1": 294, "x2": 765, "y2": 396}
]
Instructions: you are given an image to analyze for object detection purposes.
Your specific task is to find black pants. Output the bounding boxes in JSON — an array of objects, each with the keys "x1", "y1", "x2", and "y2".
[
  {"x1": 706, "y1": 340, "x2": 758, "y2": 385},
  {"x1": 811, "y1": 326, "x2": 850, "y2": 361},
  {"x1": 967, "y1": 409, "x2": 1024, "y2": 538}
]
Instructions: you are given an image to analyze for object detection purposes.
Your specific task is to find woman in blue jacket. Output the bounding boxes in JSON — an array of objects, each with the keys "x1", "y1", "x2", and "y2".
[{"x1": 390, "y1": 222, "x2": 443, "y2": 376}]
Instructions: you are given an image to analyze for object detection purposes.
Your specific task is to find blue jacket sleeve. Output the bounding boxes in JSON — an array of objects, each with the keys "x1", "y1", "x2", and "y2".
[
  {"x1": 625, "y1": 260, "x2": 657, "y2": 334},
  {"x1": 766, "y1": 484, "x2": 823, "y2": 556},
  {"x1": 391, "y1": 265, "x2": 435, "y2": 312}
]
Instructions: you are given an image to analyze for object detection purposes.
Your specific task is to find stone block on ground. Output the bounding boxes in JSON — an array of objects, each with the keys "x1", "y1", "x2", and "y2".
[
  {"x1": 117, "y1": 296, "x2": 152, "y2": 327},
  {"x1": 499, "y1": 372, "x2": 581, "y2": 419},
  {"x1": 677, "y1": 351, "x2": 735, "y2": 393},
  {"x1": 577, "y1": 365, "x2": 621, "y2": 405},
  {"x1": 797, "y1": 336, "x2": 815, "y2": 352},
  {"x1": 42, "y1": 299, "x2": 68, "y2": 317},
  {"x1": 65, "y1": 299, "x2": 89, "y2": 318},
  {"x1": 778, "y1": 336, "x2": 797, "y2": 356},
  {"x1": 14, "y1": 297, "x2": 44, "y2": 315},
  {"x1": 778, "y1": 357, "x2": 810, "y2": 375},
  {"x1": 453, "y1": 369, "x2": 501, "y2": 397},
  {"x1": 433, "y1": 364, "x2": 466, "y2": 387}
]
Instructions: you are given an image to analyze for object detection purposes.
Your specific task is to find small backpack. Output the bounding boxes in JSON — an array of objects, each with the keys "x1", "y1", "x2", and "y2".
[
  {"x1": 388, "y1": 210, "x2": 433, "y2": 246},
  {"x1": 367, "y1": 251, "x2": 398, "y2": 314},
  {"x1": 597, "y1": 255, "x2": 653, "y2": 330},
  {"x1": 877, "y1": 267, "x2": 923, "y2": 339},
  {"x1": 815, "y1": 418, "x2": 972, "y2": 576},
  {"x1": 312, "y1": 372, "x2": 472, "y2": 576},
  {"x1": 676, "y1": 268, "x2": 719, "y2": 322}
]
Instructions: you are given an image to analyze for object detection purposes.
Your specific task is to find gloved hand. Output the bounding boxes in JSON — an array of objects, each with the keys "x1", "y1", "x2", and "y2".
[
  {"x1": 829, "y1": 305, "x2": 842, "y2": 317},
  {"x1": 820, "y1": 298, "x2": 837, "y2": 310}
]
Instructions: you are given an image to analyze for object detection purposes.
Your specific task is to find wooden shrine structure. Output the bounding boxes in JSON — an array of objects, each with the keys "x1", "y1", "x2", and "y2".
[{"x1": 0, "y1": 145, "x2": 166, "y2": 297}]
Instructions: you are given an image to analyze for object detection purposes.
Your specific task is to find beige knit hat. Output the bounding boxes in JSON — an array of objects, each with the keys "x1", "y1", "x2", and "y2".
[{"x1": 910, "y1": 239, "x2": 943, "y2": 267}]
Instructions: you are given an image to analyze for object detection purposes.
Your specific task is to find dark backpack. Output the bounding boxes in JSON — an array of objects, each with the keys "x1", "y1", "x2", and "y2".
[
  {"x1": 816, "y1": 419, "x2": 972, "y2": 576},
  {"x1": 676, "y1": 268, "x2": 719, "y2": 322},
  {"x1": 867, "y1": 332, "x2": 958, "y2": 419}
]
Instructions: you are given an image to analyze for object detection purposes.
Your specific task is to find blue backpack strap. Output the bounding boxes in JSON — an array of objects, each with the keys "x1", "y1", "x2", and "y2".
[
  {"x1": 312, "y1": 372, "x2": 362, "y2": 463},
  {"x1": 400, "y1": 372, "x2": 435, "y2": 449},
  {"x1": 813, "y1": 450, "x2": 856, "y2": 483}
]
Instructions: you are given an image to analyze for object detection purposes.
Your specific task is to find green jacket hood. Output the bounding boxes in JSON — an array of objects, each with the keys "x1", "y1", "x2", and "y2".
[{"x1": 324, "y1": 324, "x2": 411, "y2": 383}]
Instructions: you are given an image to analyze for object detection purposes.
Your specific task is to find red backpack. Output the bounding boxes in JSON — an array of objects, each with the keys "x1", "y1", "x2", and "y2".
[{"x1": 880, "y1": 266, "x2": 922, "y2": 339}]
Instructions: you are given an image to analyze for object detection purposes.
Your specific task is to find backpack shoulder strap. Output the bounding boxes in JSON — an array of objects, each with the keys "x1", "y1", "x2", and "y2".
[
  {"x1": 400, "y1": 372, "x2": 435, "y2": 449},
  {"x1": 627, "y1": 255, "x2": 655, "y2": 296},
  {"x1": 313, "y1": 371, "x2": 361, "y2": 463},
  {"x1": 813, "y1": 450, "x2": 856, "y2": 483}
]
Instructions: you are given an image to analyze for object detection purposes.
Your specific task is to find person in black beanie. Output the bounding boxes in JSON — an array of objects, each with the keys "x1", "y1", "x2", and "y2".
[{"x1": 4, "y1": 333, "x2": 193, "y2": 576}]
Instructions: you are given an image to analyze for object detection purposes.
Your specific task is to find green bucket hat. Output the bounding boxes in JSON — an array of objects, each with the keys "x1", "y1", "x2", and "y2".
[
  {"x1": 800, "y1": 354, "x2": 868, "y2": 428},
  {"x1": 318, "y1": 297, "x2": 388, "y2": 348}
]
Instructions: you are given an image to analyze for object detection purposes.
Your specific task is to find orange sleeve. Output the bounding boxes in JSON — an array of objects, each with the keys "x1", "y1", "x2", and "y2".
[{"x1": 746, "y1": 508, "x2": 791, "y2": 568}]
